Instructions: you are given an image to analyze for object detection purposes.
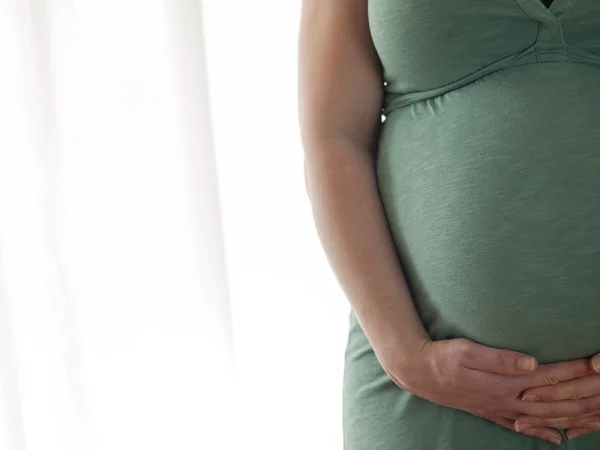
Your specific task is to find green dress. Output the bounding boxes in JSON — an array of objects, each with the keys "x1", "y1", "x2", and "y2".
[{"x1": 343, "y1": 0, "x2": 600, "y2": 448}]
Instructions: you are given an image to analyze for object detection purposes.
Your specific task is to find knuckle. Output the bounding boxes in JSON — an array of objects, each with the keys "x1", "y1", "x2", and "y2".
[
  {"x1": 543, "y1": 373, "x2": 561, "y2": 385},
  {"x1": 494, "y1": 353, "x2": 509, "y2": 374},
  {"x1": 572, "y1": 387, "x2": 583, "y2": 400},
  {"x1": 455, "y1": 339, "x2": 473, "y2": 358}
]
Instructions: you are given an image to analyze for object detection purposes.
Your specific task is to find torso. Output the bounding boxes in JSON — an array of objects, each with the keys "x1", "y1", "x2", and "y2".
[{"x1": 343, "y1": 1, "x2": 600, "y2": 448}]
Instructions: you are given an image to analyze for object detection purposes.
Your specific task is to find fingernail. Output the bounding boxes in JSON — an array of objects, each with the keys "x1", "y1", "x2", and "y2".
[
  {"x1": 592, "y1": 355, "x2": 600, "y2": 373},
  {"x1": 521, "y1": 394, "x2": 539, "y2": 402},
  {"x1": 518, "y1": 356, "x2": 536, "y2": 372},
  {"x1": 568, "y1": 431, "x2": 581, "y2": 440},
  {"x1": 515, "y1": 423, "x2": 532, "y2": 432},
  {"x1": 550, "y1": 436, "x2": 562, "y2": 445}
]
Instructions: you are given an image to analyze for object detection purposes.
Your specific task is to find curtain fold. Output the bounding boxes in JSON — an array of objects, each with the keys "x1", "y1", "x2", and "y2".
[{"x1": 0, "y1": 1, "x2": 234, "y2": 449}]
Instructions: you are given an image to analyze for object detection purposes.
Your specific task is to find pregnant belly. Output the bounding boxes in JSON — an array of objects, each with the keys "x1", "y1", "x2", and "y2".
[{"x1": 377, "y1": 63, "x2": 600, "y2": 364}]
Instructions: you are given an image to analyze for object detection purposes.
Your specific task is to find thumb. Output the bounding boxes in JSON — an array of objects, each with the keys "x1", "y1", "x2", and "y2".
[
  {"x1": 591, "y1": 354, "x2": 600, "y2": 373},
  {"x1": 459, "y1": 340, "x2": 538, "y2": 376}
]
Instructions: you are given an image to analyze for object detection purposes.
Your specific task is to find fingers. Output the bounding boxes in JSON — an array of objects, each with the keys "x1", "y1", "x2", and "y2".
[
  {"x1": 515, "y1": 413, "x2": 600, "y2": 431},
  {"x1": 466, "y1": 359, "x2": 593, "y2": 402},
  {"x1": 484, "y1": 416, "x2": 562, "y2": 445},
  {"x1": 485, "y1": 416, "x2": 516, "y2": 431},
  {"x1": 518, "y1": 427, "x2": 563, "y2": 445},
  {"x1": 520, "y1": 374, "x2": 600, "y2": 402},
  {"x1": 513, "y1": 359, "x2": 592, "y2": 392},
  {"x1": 592, "y1": 354, "x2": 600, "y2": 373},
  {"x1": 515, "y1": 395, "x2": 600, "y2": 419},
  {"x1": 459, "y1": 340, "x2": 538, "y2": 375}
]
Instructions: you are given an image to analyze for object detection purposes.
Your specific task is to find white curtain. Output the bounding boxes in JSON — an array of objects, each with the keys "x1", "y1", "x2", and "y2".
[
  {"x1": 1, "y1": 1, "x2": 349, "y2": 449},
  {"x1": 0, "y1": 1, "x2": 234, "y2": 449},
  {"x1": 204, "y1": 3, "x2": 349, "y2": 449}
]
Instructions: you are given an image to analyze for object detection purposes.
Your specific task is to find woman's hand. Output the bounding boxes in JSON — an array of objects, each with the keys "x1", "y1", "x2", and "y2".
[
  {"x1": 512, "y1": 353, "x2": 600, "y2": 441},
  {"x1": 381, "y1": 338, "x2": 595, "y2": 445}
]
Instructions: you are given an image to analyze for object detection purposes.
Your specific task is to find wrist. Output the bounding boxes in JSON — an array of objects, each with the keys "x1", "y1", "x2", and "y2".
[{"x1": 370, "y1": 326, "x2": 431, "y2": 389}]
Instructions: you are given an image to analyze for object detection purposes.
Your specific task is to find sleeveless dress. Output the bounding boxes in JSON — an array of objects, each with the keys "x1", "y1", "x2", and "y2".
[{"x1": 343, "y1": 1, "x2": 600, "y2": 449}]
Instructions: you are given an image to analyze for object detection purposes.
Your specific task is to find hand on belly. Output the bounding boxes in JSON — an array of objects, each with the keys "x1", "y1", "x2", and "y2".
[
  {"x1": 387, "y1": 337, "x2": 600, "y2": 446},
  {"x1": 512, "y1": 353, "x2": 600, "y2": 442}
]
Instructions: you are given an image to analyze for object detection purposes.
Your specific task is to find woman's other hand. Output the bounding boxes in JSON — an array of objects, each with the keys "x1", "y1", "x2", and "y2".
[
  {"x1": 381, "y1": 338, "x2": 594, "y2": 445},
  {"x1": 511, "y1": 353, "x2": 600, "y2": 441}
]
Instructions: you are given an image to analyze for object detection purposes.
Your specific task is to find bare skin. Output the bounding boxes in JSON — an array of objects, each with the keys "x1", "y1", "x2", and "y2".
[
  {"x1": 298, "y1": 0, "x2": 600, "y2": 445},
  {"x1": 514, "y1": 358, "x2": 600, "y2": 441}
]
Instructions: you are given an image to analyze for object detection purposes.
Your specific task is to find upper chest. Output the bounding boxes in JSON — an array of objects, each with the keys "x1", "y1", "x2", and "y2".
[{"x1": 368, "y1": 0, "x2": 600, "y2": 92}]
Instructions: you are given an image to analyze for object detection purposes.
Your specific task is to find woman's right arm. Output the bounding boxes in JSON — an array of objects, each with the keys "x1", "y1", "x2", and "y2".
[
  {"x1": 297, "y1": 1, "x2": 595, "y2": 444},
  {"x1": 298, "y1": 0, "x2": 430, "y2": 376}
]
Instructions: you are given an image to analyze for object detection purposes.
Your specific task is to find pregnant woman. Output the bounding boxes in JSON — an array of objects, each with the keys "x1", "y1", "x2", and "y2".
[{"x1": 298, "y1": 0, "x2": 600, "y2": 448}]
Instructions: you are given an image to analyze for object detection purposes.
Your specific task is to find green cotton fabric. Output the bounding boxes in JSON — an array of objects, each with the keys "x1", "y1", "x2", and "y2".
[{"x1": 343, "y1": 0, "x2": 600, "y2": 449}]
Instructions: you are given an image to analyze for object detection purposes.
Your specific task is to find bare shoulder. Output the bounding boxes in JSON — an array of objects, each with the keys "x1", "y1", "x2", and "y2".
[{"x1": 298, "y1": 0, "x2": 384, "y2": 151}]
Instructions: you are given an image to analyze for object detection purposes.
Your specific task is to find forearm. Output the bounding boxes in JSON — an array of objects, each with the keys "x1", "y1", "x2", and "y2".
[{"x1": 304, "y1": 136, "x2": 430, "y2": 364}]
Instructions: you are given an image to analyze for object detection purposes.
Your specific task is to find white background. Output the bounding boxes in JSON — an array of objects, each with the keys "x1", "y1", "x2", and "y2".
[{"x1": 204, "y1": 2, "x2": 350, "y2": 449}]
